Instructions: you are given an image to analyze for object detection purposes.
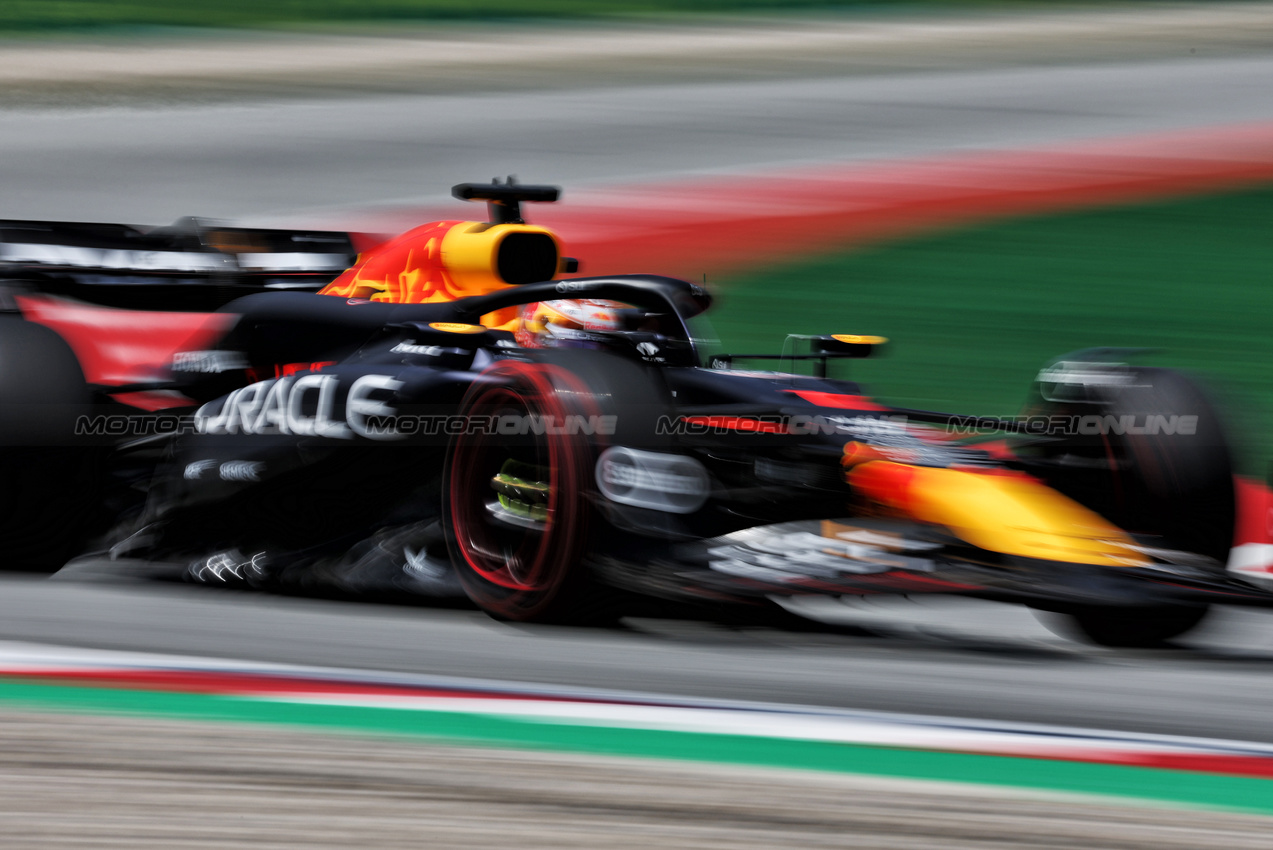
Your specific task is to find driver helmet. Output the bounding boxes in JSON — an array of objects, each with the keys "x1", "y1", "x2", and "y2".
[{"x1": 515, "y1": 299, "x2": 630, "y2": 349}]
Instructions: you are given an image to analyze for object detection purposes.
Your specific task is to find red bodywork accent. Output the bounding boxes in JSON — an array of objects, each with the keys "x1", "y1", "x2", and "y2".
[
  {"x1": 785, "y1": 390, "x2": 888, "y2": 411},
  {"x1": 1234, "y1": 476, "x2": 1271, "y2": 547},
  {"x1": 16, "y1": 295, "x2": 232, "y2": 388},
  {"x1": 966, "y1": 439, "x2": 1017, "y2": 461},
  {"x1": 320, "y1": 220, "x2": 464, "y2": 303},
  {"x1": 108, "y1": 390, "x2": 195, "y2": 412},
  {"x1": 849, "y1": 461, "x2": 918, "y2": 513},
  {"x1": 348, "y1": 231, "x2": 388, "y2": 255},
  {"x1": 274, "y1": 361, "x2": 336, "y2": 379}
]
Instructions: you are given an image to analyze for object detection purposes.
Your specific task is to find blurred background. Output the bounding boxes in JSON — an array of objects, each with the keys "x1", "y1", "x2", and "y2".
[
  {"x1": 3, "y1": 2, "x2": 1273, "y2": 847},
  {"x1": 4, "y1": 1, "x2": 1273, "y2": 462}
]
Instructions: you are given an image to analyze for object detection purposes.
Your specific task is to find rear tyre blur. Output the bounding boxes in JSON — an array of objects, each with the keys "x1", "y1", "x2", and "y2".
[{"x1": 0, "y1": 318, "x2": 99, "y2": 571}]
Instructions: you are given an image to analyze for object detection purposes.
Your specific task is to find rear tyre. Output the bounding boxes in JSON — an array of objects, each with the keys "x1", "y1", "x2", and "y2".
[{"x1": 0, "y1": 318, "x2": 99, "y2": 571}]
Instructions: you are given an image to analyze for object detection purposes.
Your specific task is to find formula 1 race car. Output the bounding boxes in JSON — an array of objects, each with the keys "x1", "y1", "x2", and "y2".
[{"x1": 1, "y1": 181, "x2": 1268, "y2": 647}]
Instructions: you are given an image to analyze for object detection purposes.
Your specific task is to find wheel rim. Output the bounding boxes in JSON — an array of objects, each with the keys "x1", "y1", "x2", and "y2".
[{"x1": 448, "y1": 363, "x2": 589, "y2": 598}]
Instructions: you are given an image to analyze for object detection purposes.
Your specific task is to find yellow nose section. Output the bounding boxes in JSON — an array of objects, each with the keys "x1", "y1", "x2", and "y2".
[{"x1": 848, "y1": 461, "x2": 1148, "y2": 567}]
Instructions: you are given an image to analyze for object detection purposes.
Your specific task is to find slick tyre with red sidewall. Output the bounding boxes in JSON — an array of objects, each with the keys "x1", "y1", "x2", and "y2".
[{"x1": 444, "y1": 352, "x2": 659, "y2": 623}]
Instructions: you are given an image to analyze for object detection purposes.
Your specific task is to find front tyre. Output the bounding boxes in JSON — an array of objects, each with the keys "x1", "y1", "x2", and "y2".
[
  {"x1": 1043, "y1": 604, "x2": 1209, "y2": 648},
  {"x1": 1023, "y1": 364, "x2": 1233, "y2": 647}
]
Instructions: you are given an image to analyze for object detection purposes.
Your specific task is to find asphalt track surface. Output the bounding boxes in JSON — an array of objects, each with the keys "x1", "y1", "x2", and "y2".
[
  {"x1": 5, "y1": 37, "x2": 1273, "y2": 748},
  {"x1": 7, "y1": 575, "x2": 1273, "y2": 745},
  {"x1": 1, "y1": 53, "x2": 1272, "y2": 225}
]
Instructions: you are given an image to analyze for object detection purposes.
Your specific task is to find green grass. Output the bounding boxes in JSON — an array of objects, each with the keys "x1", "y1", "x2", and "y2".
[
  {"x1": 0, "y1": 1, "x2": 1186, "y2": 34},
  {"x1": 709, "y1": 184, "x2": 1273, "y2": 472}
]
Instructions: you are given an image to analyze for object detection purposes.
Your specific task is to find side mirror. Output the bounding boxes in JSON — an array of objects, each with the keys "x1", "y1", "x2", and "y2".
[{"x1": 809, "y1": 334, "x2": 888, "y2": 359}]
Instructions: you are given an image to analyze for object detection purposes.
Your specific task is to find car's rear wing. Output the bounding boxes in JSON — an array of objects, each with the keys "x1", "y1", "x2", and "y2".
[{"x1": 0, "y1": 217, "x2": 356, "y2": 311}]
